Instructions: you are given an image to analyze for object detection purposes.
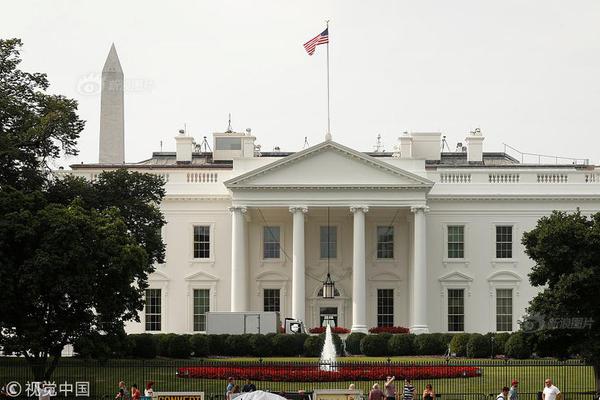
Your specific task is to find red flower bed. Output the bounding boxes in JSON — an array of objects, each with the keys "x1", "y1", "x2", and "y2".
[
  {"x1": 368, "y1": 326, "x2": 410, "y2": 334},
  {"x1": 177, "y1": 364, "x2": 481, "y2": 382},
  {"x1": 308, "y1": 326, "x2": 351, "y2": 334}
]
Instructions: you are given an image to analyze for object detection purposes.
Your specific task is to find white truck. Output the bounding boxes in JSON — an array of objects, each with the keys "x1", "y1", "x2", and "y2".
[{"x1": 205, "y1": 311, "x2": 280, "y2": 334}]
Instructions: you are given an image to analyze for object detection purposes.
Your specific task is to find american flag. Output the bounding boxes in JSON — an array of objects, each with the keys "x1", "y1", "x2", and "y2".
[{"x1": 303, "y1": 28, "x2": 329, "y2": 56}]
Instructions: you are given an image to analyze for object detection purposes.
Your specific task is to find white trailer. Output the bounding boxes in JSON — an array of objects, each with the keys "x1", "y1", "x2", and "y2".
[{"x1": 206, "y1": 312, "x2": 280, "y2": 334}]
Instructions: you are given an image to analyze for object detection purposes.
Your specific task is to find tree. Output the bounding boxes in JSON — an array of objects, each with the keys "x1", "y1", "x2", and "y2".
[
  {"x1": 0, "y1": 38, "x2": 84, "y2": 191},
  {"x1": 522, "y1": 210, "x2": 600, "y2": 390},
  {"x1": 0, "y1": 39, "x2": 166, "y2": 380}
]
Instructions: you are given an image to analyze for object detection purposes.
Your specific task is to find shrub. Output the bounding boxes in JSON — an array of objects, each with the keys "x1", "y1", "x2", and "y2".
[
  {"x1": 225, "y1": 334, "x2": 251, "y2": 356},
  {"x1": 303, "y1": 335, "x2": 322, "y2": 357},
  {"x1": 414, "y1": 333, "x2": 446, "y2": 355},
  {"x1": 360, "y1": 334, "x2": 389, "y2": 356},
  {"x1": 190, "y1": 334, "x2": 209, "y2": 357},
  {"x1": 533, "y1": 330, "x2": 574, "y2": 359},
  {"x1": 272, "y1": 334, "x2": 298, "y2": 357},
  {"x1": 248, "y1": 334, "x2": 273, "y2": 357},
  {"x1": 505, "y1": 332, "x2": 532, "y2": 359},
  {"x1": 292, "y1": 333, "x2": 309, "y2": 356},
  {"x1": 368, "y1": 326, "x2": 410, "y2": 334},
  {"x1": 485, "y1": 332, "x2": 510, "y2": 356},
  {"x1": 345, "y1": 332, "x2": 367, "y2": 355},
  {"x1": 388, "y1": 334, "x2": 415, "y2": 356},
  {"x1": 169, "y1": 334, "x2": 191, "y2": 358},
  {"x1": 155, "y1": 333, "x2": 177, "y2": 357},
  {"x1": 128, "y1": 334, "x2": 157, "y2": 359},
  {"x1": 207, "y1": 334, "x2": 229, "y2": 356},
  {"x1": 466, "y1": 333, "x2": 491, "y2": 358},
  {"x1": 449, "y1": 333, "x2": 471, "y2": 357}
]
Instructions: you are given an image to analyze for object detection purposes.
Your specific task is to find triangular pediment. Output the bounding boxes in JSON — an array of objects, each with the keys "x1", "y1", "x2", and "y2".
[
  {"x1": 439, "y1": 271, "x2": 473, "y2": 282},
  {"x1": 225, "y1": 141, "x2": 433, "y2": 189}
]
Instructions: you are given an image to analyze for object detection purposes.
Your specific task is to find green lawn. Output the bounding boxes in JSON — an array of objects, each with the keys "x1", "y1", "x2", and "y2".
[{"x1": 0, "y1": 357, "x2": 595, "y2": 400}]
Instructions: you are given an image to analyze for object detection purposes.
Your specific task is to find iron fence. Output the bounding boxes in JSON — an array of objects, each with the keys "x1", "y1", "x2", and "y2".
[{"x1": 0, "y1": 358, "x2": 596, "y2": 400}]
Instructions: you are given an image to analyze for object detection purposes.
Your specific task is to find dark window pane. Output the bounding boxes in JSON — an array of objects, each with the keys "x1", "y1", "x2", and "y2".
[
  {"x1": 377, "y1": 289, "x2": 394, "y2": 327},
  {"x1": 145, "y1": 289, "x2": 161, "y2": 331},
  {"x1": 193, "y1": 289, "x2": 210, "y2": 331},
  {"x1": 377, "y1": 226, "x2": 394, "y2": 259}
]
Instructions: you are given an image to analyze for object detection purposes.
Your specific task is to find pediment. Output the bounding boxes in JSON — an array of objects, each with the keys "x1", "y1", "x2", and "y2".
[
  {"x1": 256, "y1": 271, "x2": 289, "y2": 281},
  {"x1": 487, "y1": 270, "x2": 522, "y2": 282},
  {"x1": 225, "y1": 141, "x2": 433, "y2": 189},
  {"x1": 369, "y1": 271, "x2": 403, "y2": 281},
  {"x1": 149, "y1": 270, "x2": 170, "y2": 282},
  {"x1": 438, "y1": 271, "x2": 473, "y2": 282},
  {"x1": 184, "y1": 270, "x2": 219, "y2": 282}
]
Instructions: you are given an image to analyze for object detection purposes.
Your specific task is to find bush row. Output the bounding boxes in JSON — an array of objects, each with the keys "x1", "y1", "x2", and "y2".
[{"x1": 74, "y1": 330, "x2": 570, "y2": 360}]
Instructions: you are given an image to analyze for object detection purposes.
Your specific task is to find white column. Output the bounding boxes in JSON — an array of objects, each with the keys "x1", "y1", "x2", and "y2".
[
  {"x1": 290, "y1": 206, "x2": 308, "y2": 322},
  {"x1": 230, "y1": 206, "x2": 248, "y2": 312},
  {"x1": 410, "y1": 205, "x2": 430, "y2": 334},
  {"x1": 350, "y1": 206, "x2": 369, "y2": 333}
]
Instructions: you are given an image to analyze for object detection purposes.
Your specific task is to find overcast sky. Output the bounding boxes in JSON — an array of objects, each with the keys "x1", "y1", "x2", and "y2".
[{"x1": 2, "y1": 0, "x2": 600, "y2": 166}]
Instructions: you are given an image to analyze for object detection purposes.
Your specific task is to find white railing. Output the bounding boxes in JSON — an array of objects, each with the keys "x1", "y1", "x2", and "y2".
[
  {"x1": 489, "y1": 173, "x2": 520, "y2": 183},
  {"x1": 440, "y1": 172, "x2": 471, "y2": 183},
  {"x1": 187, "y1": 172, "x2": 218, "y2": 183},
  {"x1": 537, "y1": 173, "x2": 568, "y2": 183},
  {"x1": 585, "y1": 173, "x2": 600, "y2": 183}
]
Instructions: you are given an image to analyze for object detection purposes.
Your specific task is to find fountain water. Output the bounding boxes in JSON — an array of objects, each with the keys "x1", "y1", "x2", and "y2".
[{"x1": 319, "y1": 324, "x2": 337, "y2": 371}]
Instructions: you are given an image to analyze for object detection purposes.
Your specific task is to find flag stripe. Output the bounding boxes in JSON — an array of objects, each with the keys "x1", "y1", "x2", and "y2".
[{"x1": 303, "y1": 28, "x2": 329, "y2": 55}]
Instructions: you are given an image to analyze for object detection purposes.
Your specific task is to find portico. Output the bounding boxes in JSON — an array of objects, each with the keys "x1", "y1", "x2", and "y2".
[{"x1": 224, "y1": 140, "x2": 433, "y2": 333}]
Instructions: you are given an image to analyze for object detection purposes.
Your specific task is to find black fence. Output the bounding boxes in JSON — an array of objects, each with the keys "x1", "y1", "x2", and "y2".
[{"x1": 0, "y1": 358, "x2": 596, "y2": 400}]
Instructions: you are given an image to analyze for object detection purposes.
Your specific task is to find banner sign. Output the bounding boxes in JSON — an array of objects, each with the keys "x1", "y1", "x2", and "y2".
[{"x1": 154, "y1": 392, "x2": 204, "y2": 400}]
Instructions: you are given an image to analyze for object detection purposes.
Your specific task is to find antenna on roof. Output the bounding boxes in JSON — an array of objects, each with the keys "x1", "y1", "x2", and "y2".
[
  {"x1": 303, "y1": 137, "x2": 310, "y2": 149},
  {"x1": 441, "y1": 135, "x2": 451, "y2": 152},
  {"x1": 373, "y1": 134, "x2": 384, "y2": 152},
  {"x1": 160, "y1": 140, "x2": 163, "y2": 152},
  {"x1": 197, "y1": 136, "x2": 212, "y2": 153},
  {"x1": 226, "y1": 113, "x2": 233, "y2": 133}
]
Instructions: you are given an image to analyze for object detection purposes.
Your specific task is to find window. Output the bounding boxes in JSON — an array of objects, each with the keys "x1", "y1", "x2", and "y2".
[
  {"x1": 215, "y1": 137, "x2": 241, "y2": 150},
  {"x1": 377, "y1": 289, "x2": 394, "y2": 327},
  {"x1": 496, "y1": 226, "x2": 513, "y2": 259},
  {"x1": 377, "y1": 226, "x2": 394, "y2": 259},
  {"x1": 447, "y1": 225, "x2": 465, "y2": 258},
  {"x1": 145, "y1": 289, "x2": 161, "y2": 331},
  {"x1": 447, "y1": 289, "x2": 464, "y2": 332},
  {"x1": 320, "y1": 226, "x2": 337, "y2": 259},
  {"x1": 263, "y1": 289, "x2": 281, "y2": 312},
  {"x1": 193, "y1": 225, "x2": 210, "y2": 259},
  {"x1": 319, "y1": 307, "x2": 338, "y2": 327},
  {"x1": 496, "y1": 289, "x2": 513, "y2": 331},
  {"x1": 263, "y1": 226, "x2": 281, "y2": 259},
  {"x1": 193, "y1": 289, "x2": 210, "y2": 331}
]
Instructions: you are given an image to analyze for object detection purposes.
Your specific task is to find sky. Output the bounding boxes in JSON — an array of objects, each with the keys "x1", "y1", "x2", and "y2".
[{"x1": 2, "y1": 0, "x2": 600, "y2": 166}]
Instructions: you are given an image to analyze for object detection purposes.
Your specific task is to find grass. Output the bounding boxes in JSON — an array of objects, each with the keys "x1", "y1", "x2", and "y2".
[{"x1": 0, "y1": 357, "x2": 595, "y2": 399}]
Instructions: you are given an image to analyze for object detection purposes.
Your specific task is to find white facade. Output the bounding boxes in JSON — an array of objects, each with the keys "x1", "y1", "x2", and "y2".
[{"x1": 65, "y1": 130, "x2": 600, "y2": 335}]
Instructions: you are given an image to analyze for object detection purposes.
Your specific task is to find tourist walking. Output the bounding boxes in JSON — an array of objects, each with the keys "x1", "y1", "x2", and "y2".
[
  {"x1": 226, "y1": 377, "x2": 235, "y2": 395},
  {"x1": 227, "y1": 385, "x2": 240, "y2": 400},
  {"x1": 403, "y1": 379, "x2": 415, "y2": 400},
  {"x1": 509, "y1": 380, "x2": 518, "y2": 400},
  {"x1": 144, "y1": 382, "x2": 154, "y2": 397},
  {"x1": 422, "y1": 384, "x2": 435, "y2": 400},
  {"x1": 242, "y1": 379, "x2": 256, "y2": 393},
  {"x1": 369, "y1": 384, "x2": 385, "y2": 400},
  {"x1": 497, "y1": 386, "x2": 510, "y2": 400},
  {"x1": 118, "y1": 382, "x2": 130, "y2": 400},
  {"x1": 131, "y1": 385, "x2": 141, "y2": 400},
  {"x1": 542, "y1": 379, "x2": 561, "y2": 400},
  {"x1": 384, "y1": 376, "x2": 396, "y2": 400}
]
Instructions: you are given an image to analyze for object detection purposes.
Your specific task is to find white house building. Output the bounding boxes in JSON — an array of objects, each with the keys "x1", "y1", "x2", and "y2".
[{"x1": 62, "y1": 46, "x2": 600, "y2": 335}]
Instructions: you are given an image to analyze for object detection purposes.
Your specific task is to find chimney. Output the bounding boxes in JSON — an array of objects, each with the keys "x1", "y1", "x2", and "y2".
[
  {"x1": 399, "y1": 133, "x2": 412, "y2": 158},
  {"x1": 465, "y1": 128, "x2": 484, "y2": 163},
  {"x1": 175, "y1": 131, "x2": 194, "y2": 163}
]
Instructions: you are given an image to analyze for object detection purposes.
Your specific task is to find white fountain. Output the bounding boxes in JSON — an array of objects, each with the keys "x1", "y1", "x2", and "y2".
[{"x1": 319, "y1": 324, "x2": 337, "y2": 371}]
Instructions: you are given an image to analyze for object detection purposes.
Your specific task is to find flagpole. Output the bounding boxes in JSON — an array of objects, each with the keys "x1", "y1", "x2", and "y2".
[{"x1": 325, "y1": 20, "x2": 332, "y2": 141}]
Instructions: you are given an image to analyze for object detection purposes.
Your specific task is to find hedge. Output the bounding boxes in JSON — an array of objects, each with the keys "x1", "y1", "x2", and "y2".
[{"x1": 73, "y1": 330, "x2": 578, "y2": 359}]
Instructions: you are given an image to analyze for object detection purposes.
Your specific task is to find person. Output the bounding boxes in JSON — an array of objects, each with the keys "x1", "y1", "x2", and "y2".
[
  {"x1": 497, "y1": 386, "x2": 510, "y2": 400},
  {"x1": 542, "y1": 379, "x2": 561, "y2": 400},
  {"x1": 116, "y1": 389, "x2": 126, "y2": 400},
  {"x1": 131, "y1": 385, "x2": 141, "y2": 400},
  {"x1": 38, "y1": 382, "x2": 51, "y2": 400},
  {"x1": 403, "y1": 379, "x2": 416, "y2": 400},
  {"x1": 227, "y1": 385, "x2": 240, "y2": 400},
  {"x1": 422, "y1": 384, "x2": 435, "y2": 400},
  {"x1": 226, "y1": 377, "x2": 235, "y2": 396},
  {"x1": 384, "y1": 376, "x2": 396, "y2": 400},
  {"x1": 118, "y1": 382, "x2": 130, "y2": 400},
  {"x1": 145, "y1": 382, "x2": 155, "y2": 397},
  {"x1": 242, "y1": 379, "x2": 256, "y2": 393},
  {"x1": 349, "y1": 384, "x2": 356, "y2": 391},
  {"x1": 369, "y1": 384, "x2": 385, "y2": 400},
  {"x1": 509, "y1": 380, "x2": 518, "y2": 400}
]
